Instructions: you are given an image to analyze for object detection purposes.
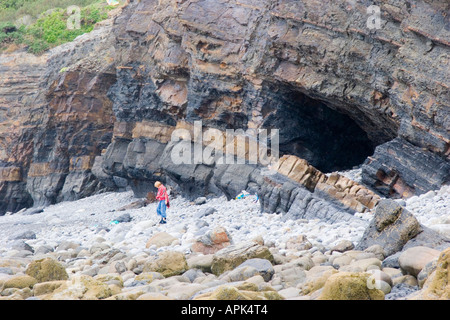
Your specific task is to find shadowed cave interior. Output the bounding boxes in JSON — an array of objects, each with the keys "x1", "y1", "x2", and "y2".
[{"x1": 261, "y1": 86, "x2": 378, "y2": 173}]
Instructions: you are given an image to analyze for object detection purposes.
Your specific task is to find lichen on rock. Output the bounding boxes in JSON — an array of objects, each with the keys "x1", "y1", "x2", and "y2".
[
  {"x1": 25, "y1": 258, "x2": 69, "y2": 283},
  {"x1": 318, "y1": 272, "x2": 385, "y2": 300}
]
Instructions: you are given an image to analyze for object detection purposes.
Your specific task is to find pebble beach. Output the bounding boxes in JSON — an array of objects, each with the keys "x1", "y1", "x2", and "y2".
[{"x1": 0, "y1": 169, "x2": 449, "y2": 300}]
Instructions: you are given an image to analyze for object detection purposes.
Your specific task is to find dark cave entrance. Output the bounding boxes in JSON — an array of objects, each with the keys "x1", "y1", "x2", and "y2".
[{"x1": 261, "y1": 86, "x2": 377, "y2": 173}]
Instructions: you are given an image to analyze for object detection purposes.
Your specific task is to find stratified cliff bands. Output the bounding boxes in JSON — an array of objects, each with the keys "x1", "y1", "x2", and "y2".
[
  {"x1": 0, "y1": 16, "x2": 118, "y2": 213},
  {"x1": 0, "y1": 0, "x2": 449, "y2": 216}
]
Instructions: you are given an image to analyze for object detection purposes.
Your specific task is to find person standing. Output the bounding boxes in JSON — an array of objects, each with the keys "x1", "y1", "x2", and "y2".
[{"x1": 155, "y1": 181, "x2": 169, "y2": 224}]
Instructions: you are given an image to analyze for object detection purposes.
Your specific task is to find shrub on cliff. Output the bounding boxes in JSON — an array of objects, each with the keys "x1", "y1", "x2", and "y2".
[
  {"x1": 0, "y1": 0, "x2": 116, "y2": 54},
  {"x1": 0, "y1": 21, "x2": 25, "y2": 50},
  {"x1": 0, "y1": 0, "x2": 102, "y2": 23}
]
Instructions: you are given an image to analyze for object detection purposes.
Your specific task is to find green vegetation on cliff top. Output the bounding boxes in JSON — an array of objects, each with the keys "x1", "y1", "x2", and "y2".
[{"x1": 0, "y1": 0, "x2": 118, "y2": 54}]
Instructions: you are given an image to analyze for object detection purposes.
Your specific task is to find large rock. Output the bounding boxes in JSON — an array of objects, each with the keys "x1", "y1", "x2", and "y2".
[
  {"x1": 25, "y1": 258, "x2": 69, "y2": 283},
  {"x1": 399, "y1": 246, "x2": 441, "y2": 277},
  {"x1": 356, "y1": 200, "x2": 422, "y2": 256},
  {"x1": 401, "y1": 225, "x2": 450, "y2": 252},
  {"x1": 318, "y1": 272, "x2": 385, "y2": 300},
  {"x1": 236, "y1": 258, "x2": 275, "y2": 282},
  {"x1": 339, "y1": 258, "x2": 382, "y2": 273},
  {"x1": 274, "y1": 155, "x2": 380, "y2": 213},
  {"x1": 146, "y1": 232, "x2": 178, "y2": 248},
  {"x1": 409, "y1": 247, "x2": 450, "y2": 300},
  {"x1": 41, "y1": 275, "x2": 113, "y2": 300},
  {"x1": 2, "y1": 275, "x2": 37, "y2": 290},
  {"x1": 33, "y1": 280, "x2": 66, "y2": 297},
  {"x1": 186, "y1": 254, "x2": 214, "y2": 273},
  {"x1": 365, "y1": 270, "x2": 392, "y2": 295},
  {"x1": 191, "y1": 226, "x2": 232, "y2": 254},
  {"x1": 330, "y1": 240, "x2": 355, "y2": 254},
  {"x1": 211, "y1": 241, "x2": 274, "y2": 276},
  {"x1": 165, "y1": 282, "x2": 209, "y2": 300},
  {"x1": 286, "y1": 234, "x2": 312, "y2": 251},
  {"x1": 143, "y1": 251, "x2": 188, "y2": 277},
  {"x1": 223, "y1": 266, "x2": 260, "y2": 282},
  {"x1": 275, "y1": 266, "x2": 307, "y2": 287},
  {"x1": 9, "y1": 230, "x2": 36, "y2": 240},
  {"x1": 299, "y1": 266, "x2": 339, "y2": 296},
  {"x1": 260, "y1": 172, "x2": 357, "y2": 222}
]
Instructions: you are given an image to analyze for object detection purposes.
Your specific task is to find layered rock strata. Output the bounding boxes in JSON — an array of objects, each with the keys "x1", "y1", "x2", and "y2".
[
  {"x1": 98, "y1": 120, "x2": 363, "y2": 222},
  {"x1": 1, "y1": 0, "x2": 449, "y2": 216},
  {"x1": 0, "y1": 10, "x2": 122, "y2": 213},
  {"x1": 100, "y1": 0, "x2": 449, "y2": 212},
  {"x1": 0, "y1": 52, "x2": 48, "y2": 213}
]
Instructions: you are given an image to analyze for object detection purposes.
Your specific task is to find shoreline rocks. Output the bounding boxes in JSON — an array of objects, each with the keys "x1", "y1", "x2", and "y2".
[
  {"x1": 356, "y1": 199, "x2": 450, "y2": 257},
  {"x1": 0, "y1": 183, "x2": 449, "y2": 300},
  {"x1": 210, "y1": 241, "x2": 274, "y2": 276},
  {"x1": 356, "y1": 199, "x2": 422, "y2": 256},
  {"x1": 317, "y1": 272, "x2": 385, "y2": 300},
  {"x1": 0, "y1": 236, "x2": 448, "y2": 300},
  {"x1": 191, "y1": 226, "x2": 232, "y2": 255},
  {"x1": 398, "y1": 247, "x2": 441, "y2": 277}
]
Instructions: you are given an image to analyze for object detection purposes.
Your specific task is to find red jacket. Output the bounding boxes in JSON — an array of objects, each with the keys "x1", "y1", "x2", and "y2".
[{"x1": 156, "y1": 185, "x2": 168, "y2": 201}]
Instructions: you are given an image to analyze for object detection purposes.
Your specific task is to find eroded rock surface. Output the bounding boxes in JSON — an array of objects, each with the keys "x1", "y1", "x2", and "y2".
[
  {"x1": 101, "y1": 0, "x2": 449, "y2": 210},
  {"x1": 0, "y1": 0, "x2": 449, "y2": 215}
]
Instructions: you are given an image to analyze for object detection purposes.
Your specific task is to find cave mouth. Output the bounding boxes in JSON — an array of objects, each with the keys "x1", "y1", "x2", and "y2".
[{"x1": 262, "y1": 87, "x2": 377, "y2": 173}]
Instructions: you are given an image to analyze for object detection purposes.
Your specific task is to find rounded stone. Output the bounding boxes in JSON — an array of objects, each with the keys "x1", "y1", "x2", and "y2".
[{"x1": 25, "y1": 258, "x2": 69, "y2": 283}]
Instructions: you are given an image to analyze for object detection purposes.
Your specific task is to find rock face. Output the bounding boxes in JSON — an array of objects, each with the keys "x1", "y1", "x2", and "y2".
[
  {"x1": 0, "y1": 0, "x2": 449, "y2": 215},
  {"x1": 0, "y1": 12, "x2": 122, "y2": 214},
  {"x1": 99, "y1": 0, "x2": 450, "y2": 211},
  {"x1": 274, "y1": 155, "x2": 381, "y2": 213},
  {"x1": 0, "y1": 52, "x2": 47, "y2": 214},
  {"x1": 25, "y1": 17, "x2": 120, "y2": 208},
  {"x1": 362, "y1": 138, "x2": 450, "y2": 198}
]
